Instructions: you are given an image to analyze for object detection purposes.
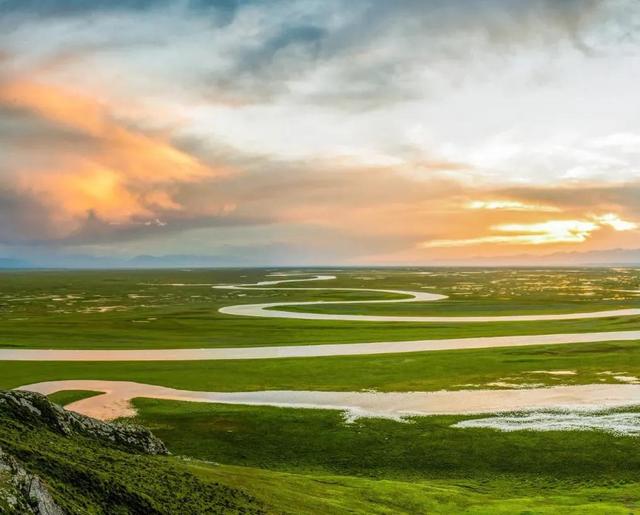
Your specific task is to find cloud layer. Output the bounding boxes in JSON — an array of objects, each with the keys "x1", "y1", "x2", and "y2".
[{"x1": 1, "y1": 0, "x2": 639, "y2": 264}]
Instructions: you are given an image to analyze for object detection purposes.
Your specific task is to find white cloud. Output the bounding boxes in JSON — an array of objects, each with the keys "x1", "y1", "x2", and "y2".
[
  {"x1": 3, "y1": 0, "x2": 640, "y2": 260},
  {"x1": 594, "y1": 213, "x2": 638, "y2": 231},
  {"x1": 421, "y1": 220, "x2": 599, "y2": 248},
  {"x1": 466, "y1": 200, "x2": 560, "y2": 212},
  {"x1": 421, "y1": 215, "x2": 638, "y2": 248}
]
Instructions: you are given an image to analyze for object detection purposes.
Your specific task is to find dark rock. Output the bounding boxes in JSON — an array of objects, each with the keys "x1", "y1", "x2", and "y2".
[
  {"x1": 0, "y1": 390, "x2": 168, "y2": 456},
  {"x1": 0, "y1": 446, "x2": 64, "y2": 514}
]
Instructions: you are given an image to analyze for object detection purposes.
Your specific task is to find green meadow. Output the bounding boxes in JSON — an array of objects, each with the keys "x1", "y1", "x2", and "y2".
[
  {"x1": 0, "y1": 268, "x2": 639, "y2": 349},
  {"x1": 2, "y1": 267, "x2": 640, "y2": 513},
  {"x1": 131, "y1": 399, "x2": 640, "y2": 481},
  {"x1": 2, "y1": 340, "x2": 640, "y2": 392},
  {"x1": 4, "y1": 394, "x2": 637, "y2": 514}
]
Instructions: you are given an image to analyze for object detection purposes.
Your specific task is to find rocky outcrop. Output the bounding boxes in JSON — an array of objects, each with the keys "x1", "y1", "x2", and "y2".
[
  {"x1": 0, "y1": 390, "x2": 264, "y2": 514},
  {"x1": 0, "y1": 390, "x2": 168, "y2": 455},
  {"x1": 0, "y1": 447, "x2": 64, "y2": 515}
]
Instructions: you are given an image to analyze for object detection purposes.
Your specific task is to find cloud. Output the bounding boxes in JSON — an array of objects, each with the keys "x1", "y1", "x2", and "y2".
[
  {"x1": 594, "y1": 213, "x2": 638, "y2": 231},
  {"x1": 0, "y1": 79, "x2": 230, "y2": 240},
  {"x1": 2, "y1": 0, "x2": 629, "y2": 109},
  {"x1": 1, "y1": 0, "x2": 640, "y2": 264},
  {"x1": 0, "y1": 188, "x2": 57, "y2": 242},
  {"x1": 466, "y1": 200, "x2": 560, "y2": 212},
  {"x1": 420, "y1": 214, "x2": 638, "y2": 248},
  {"x1": 0, "y1": 0, "x2": 242, "y2": 22},
  {"x1": 498, "y1": 183, "x2": 640, "y2": 217}
]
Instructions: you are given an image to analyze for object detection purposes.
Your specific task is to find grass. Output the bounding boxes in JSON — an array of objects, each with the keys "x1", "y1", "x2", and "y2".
[
  {"x1": 3, "y1": 267, "x2": 640, "y2": 512},
  {"x1": 0, "y1": 267, "x2": 638, "y2": 349},
  {"x1": 130, "y1": 398, "x2": 640, "y2": 482},
  {"x1": 47, "y1": 389, "x2": 104, "y2": 406},
  {"x1": 6, "y1": 397, "x2": 638, "y2": 514},
  {"x1": 192, "y1": 462, "x2": 640, "y2": 514},
  {"x1": 2, "y1": 340, "x2": 640, "y2": 393},
  {"x1": 127, "y1": 398, "x2": 640, "y2": 511},
  {"x1": 0, "y1": 396, "x2": 264, "y2": 514},
  {"x1": 2, "y1": 315, "x2": 639, "y2": 350},
  {"x1": 276, "y1": 297, "x2": 640, "y2": 317}
]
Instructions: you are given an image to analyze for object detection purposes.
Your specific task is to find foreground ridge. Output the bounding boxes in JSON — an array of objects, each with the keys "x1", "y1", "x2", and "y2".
[
  {"x1": 0, "y1": 390, "x2": 264, "y2": 514},
  {"x1": 0, "y1": 390, "x2": 168, "y2": 455}
]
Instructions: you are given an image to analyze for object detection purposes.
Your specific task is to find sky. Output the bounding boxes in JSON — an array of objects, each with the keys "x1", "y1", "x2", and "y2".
[{"x1": 1, "y1": 0, "x2": 640, "y2": 266}]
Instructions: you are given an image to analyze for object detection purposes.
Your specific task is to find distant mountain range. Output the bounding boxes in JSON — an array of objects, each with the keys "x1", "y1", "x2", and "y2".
[
  {"x1": 0, "y1": 254, "x2": 235, "y2": 269},
  {"x1": 438, "y1": 248, "x2": 640, "y2": 267},
  {"x1": 1, "y1": 248, "x2": 639, "y2": 269}
]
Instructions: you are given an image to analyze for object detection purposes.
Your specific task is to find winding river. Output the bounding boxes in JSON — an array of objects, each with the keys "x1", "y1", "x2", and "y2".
[
  {"x1": 2, "y1": 273, "x2": 640, "y2": 361},
  {"x1": 18, "y1": 379, "x2": 640, "y2": 422},
  {"x1": 12, "y1": 274, "x2": 640, "y2": 427},
  {"x1": 216, "y1": 274, "x2": 640, "y2": 322}
]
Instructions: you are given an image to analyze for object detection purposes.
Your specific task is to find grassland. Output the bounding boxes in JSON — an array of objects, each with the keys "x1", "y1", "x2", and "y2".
[
  {"x1": 7, "y1": 395, "x2": 637, "y2": 515},
  {"x1": 3, "y1": 340, "x2": 640, "y2": 393},
  {"x1": 133, "y1": 397, "x2": 640, "y2": 512},
  {"x1": 0, "y1": 268, "x2": 639, "y2": 349},
  {"x1": 131, "y1": 398, "x2": 640, "y2": 481},
  {"x1": 2, "y1": 267, "x2": 640, "y2": 513},
  {"x1": 276, "y1": 297, "x2": 640, "y2": 316},
  {"x1": 0, "y1": 394, "x2": 263, "y2": 514},
  {"x1": 191, "y1": 462, "x2": 640, "y2": 514}
]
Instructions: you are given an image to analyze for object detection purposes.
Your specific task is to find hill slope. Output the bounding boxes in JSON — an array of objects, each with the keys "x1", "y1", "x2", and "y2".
[{"x1": 0, "y1": 390, "x2": 263, "y2": 514}]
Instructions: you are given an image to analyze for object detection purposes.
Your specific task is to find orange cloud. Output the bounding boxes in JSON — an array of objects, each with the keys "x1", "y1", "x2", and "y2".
[
  {"x1": 420, "y1": 215, "x2": 638, "y2": 249},
  {"x1": 0, "y1": 80, "x2": 227, "y2": 234}
]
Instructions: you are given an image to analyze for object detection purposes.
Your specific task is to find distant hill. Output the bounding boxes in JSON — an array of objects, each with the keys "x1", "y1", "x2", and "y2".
[
  {"x1": 435, "y1": 248, "x2": 640, "y2": 267},
  {"x1": 0, "y1": 254, "x2": 225, "y2": 269},
  {"x1": 2, "y1": 247, "x2": 640, "y2": 269},
  {"x1": 125, "y1": 254, "x2": 228, "y2": 268}
]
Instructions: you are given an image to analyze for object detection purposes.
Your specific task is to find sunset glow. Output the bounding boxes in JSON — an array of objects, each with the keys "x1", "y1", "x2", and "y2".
[
  {"x1": 466, "y1": 201, "x2": 560, "y2": 213},
  {"x1": 1, "y1": 0, "x2": 639, "y2": 265}
]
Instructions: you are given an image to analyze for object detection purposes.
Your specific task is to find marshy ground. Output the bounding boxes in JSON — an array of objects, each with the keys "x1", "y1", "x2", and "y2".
[{"x1": 2, "y1": 267, "x2": 640, "y2": 513}]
